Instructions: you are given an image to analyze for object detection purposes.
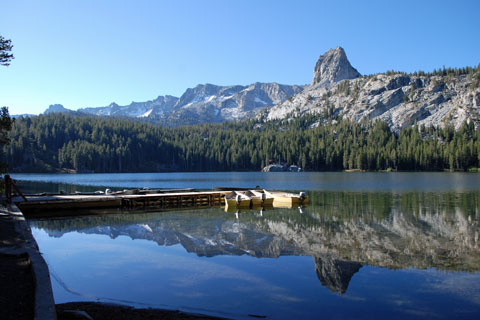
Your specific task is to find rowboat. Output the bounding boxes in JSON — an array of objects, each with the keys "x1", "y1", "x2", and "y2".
[
  {"x1": 237, "y1": 190, "x2": 263, "y2": 207},
  {"x1": 224, "y1": 191, "x2": 251, "y2": 209},
  {"x1": 224, "y1": 191, "x2": 238, "y2": 209},
  {"x1": 263, "y1": 190, "x2": 308, "y2": 207},
  {"x1": 250, "y1": 190, "x2": 274, "y2": 207}
]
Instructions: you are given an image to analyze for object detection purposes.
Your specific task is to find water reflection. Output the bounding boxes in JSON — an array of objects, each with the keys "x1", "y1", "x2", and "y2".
[{"x1": 31, "y1": 191, "x2": 480, "y2": 295}]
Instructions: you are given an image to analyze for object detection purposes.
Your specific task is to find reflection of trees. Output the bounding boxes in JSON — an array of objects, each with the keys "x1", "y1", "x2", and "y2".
[
  {"x1": 31, "y1": 191, "x2": 480, "y2": 294},
  {"x1": 16, "y1": 180, "x2": 111, "y2": 195},
  {"x1": 306, "y1": 190, "x2": 480, "y2": 221}
]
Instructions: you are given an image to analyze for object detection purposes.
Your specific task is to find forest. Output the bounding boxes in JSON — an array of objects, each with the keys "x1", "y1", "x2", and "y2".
[{"x1": 3, "y1": 113, "x2": 480, "y2": 173}]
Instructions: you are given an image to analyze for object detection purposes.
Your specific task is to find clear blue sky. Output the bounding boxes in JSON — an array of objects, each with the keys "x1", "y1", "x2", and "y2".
[{"x1": 1, "y1": 0, "x2": 479, "y2": 115}]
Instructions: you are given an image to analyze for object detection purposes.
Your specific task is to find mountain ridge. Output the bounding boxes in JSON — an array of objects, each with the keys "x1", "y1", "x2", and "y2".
[
  {"x1": 41, "y1": 82, "x2": 304, "y2": 126},
  {"x1": 32, "y1": 47, "x2": 480, "y2": 130},
  {"x1": 264, "y1": 48, "x2": 480, "y2": 131}
]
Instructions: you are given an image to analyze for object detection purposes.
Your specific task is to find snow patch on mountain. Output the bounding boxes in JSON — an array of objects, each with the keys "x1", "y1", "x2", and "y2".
[{"x1": 50, "y1": 82, "x2": 304, "y2": 126}]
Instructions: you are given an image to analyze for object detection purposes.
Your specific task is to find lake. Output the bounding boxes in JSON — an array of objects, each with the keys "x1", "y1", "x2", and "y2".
[{"x1": 12, "y1": 172, "x2": 480, "y2": 319}]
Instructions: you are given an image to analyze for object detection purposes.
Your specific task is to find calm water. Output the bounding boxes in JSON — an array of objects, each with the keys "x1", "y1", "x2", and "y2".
[
  {"x1": 16, "y1": 172, "x2": 480, "y2": 319},
  {"x1": 12, "y1": 171, "x2": 480, "y2": 192}
]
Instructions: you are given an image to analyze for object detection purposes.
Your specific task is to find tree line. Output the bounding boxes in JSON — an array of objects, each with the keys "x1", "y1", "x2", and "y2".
[{"x1": 2, "y1": 113, "x2": 480, "y2": 173}]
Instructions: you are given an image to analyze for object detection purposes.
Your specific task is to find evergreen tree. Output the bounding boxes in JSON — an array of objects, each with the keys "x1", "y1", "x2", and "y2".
[{"x1": 0, "y1": 35, "x2": 14, "y2": 66}]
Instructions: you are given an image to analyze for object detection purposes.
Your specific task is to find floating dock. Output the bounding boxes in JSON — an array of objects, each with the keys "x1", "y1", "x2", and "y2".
[
  {"x1": 5, "y1": 175, "x2": 307, "y2": 217},
  {"x1": 15, "y1": 190, "x2": 230, "y2": 216}
]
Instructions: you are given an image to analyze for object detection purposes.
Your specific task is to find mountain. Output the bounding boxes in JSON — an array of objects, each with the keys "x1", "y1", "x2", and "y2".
[
  {"x1": 37, "y1": 47, "x2": 479, "y2": 130},
  {"x1": 312, "y1": 46, "x2": 361, "y2": 87},
  {"x1": 11, "y1": 114, "x2": 35, "y2": 119},
  {"x1": 167, "y1": 82, "x2": 304, "y2": 126},
  {"x1": 80, "y1": 95, "x2": 179, "y2": 118},
  {"x1": 46, "y1": 82, "x2": 304, "y2": 126},
  {"x1": 43, "y1": 104, "x2": 73, "y2": 114},
  {"x1": 264, "y1": 47, "x2": 480, "y2": 131}
]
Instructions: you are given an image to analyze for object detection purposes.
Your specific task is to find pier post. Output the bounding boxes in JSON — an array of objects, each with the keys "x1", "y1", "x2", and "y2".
[{"x1": 5, "y1": 174, "x2": 12, "y2": 203}]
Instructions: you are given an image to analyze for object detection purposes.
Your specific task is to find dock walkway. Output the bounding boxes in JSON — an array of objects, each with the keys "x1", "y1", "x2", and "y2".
[{"x1": 15, "y1": 190, "x2": 230, "y2": 216}]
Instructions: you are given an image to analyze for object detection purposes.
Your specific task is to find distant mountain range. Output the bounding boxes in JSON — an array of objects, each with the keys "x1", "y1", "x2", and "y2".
[
  {"x1": 43, "y1": 82, "x2": 304, "y2": 126},
  {"x1": 37, "y1": 46, "x2": 480, "y2": 130}
]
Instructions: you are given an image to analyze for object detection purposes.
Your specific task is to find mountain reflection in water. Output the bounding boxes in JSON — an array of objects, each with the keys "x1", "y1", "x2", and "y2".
[{"x1": 31, "y1": 191, "x2": 480, "y2": 295}]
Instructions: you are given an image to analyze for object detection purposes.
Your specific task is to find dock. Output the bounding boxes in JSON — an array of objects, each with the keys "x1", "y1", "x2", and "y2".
[
  {"x1": 15, "y1": 190, "x2": 230, "y2": 216},
  {"x1": 5, "y1": 175, "x2": 307, "y2": 217}
]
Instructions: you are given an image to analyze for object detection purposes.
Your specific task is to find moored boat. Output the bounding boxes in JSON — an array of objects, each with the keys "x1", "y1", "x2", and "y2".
[
  {"x1": 237, "y1": 190, "x2": 262, "y2": 207},
  {"x1": 234, "y1": 191, "x2": 252, "y2": 208},
  {"x1": 263, "y1": 190, "x2": 308, "y2": 207},
  {"x1": 224, "y1": 191, "x2": 251, "y2": 209},
  {"x1": 250, "y1": 190, "x2": 274, "y2": 207}
]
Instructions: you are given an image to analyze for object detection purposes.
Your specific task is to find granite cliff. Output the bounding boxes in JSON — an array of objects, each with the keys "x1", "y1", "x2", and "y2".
[
  {"x1": 312, "y1": 46, "x2": 361, "y2": 87},
  {"x1": 264, "y1": 47, "x2": 480, "y2": 131}
]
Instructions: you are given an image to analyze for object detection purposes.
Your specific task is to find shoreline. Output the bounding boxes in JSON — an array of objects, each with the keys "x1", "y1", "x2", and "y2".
[{"x1": 8, "y1": 167, "x2": 480, "y2": 174}]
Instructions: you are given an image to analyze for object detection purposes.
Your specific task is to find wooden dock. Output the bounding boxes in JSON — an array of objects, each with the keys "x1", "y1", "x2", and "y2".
[
  {"x1": 15, "y1": 190, "x2": 230, "y2": 216},
  {"x1": 4, "y1": 175, "x2": 308, "y2": 217}
]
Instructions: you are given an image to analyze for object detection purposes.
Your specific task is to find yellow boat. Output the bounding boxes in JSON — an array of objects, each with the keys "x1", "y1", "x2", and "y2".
[
  {"x1": 263, "y1": 190, "x2": 308, "y2": 207},
  {"x1": 250, "y1": 190, "x2": 274, "y2": 207},
  {"x1": 224, "y1": 191, "x2": 251, "y2": 209},
  {"x1": 237, "y1": 190, "x2": 262, "y2": 207}
]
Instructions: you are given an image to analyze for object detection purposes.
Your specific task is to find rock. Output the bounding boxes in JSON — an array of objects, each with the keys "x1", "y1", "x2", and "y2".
[
  {"x1": 43, "y1": 104, "x2": 71, "y2": 114},
  {"x1": 474, "y1": 92, "x2": 480, "y2": 107},
  {"x1": 265, "y1": 48, "x2": 480, "y2": 131},
  {"x1": 312, "y1": 46, "x2": 361, "y2": 87},
  {"x1": 262, "y1": 164, "x2": 288, "y2": 172},
  {"x1": 262, "y1": 163, "x2": 303, "y2": 172},
  {"x1": 386, "y1": 75, "x2": 410, "y2": 90},
  {"x1": 431, "y1": 79, "x2": 446, "y2": 93}
]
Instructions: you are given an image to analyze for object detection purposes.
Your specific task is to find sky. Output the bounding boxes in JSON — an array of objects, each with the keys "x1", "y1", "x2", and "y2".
[{"x1": 0, "y1": 0, "x2": 479, "y2": 115}]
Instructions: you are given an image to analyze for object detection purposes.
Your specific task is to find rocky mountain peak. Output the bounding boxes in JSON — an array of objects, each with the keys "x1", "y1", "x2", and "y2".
[
  {"x1": 43, "y1": 104, "x2": 70, "y2": 114},
  {"x1": 312, "y1": 46, "x2": 361, "y2": 87}
]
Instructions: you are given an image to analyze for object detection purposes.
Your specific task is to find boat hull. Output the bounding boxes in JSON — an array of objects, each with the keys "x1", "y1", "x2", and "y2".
[
  {"x1": 224, "y1": 192, "x2": 251, "y2": 209},
  {"x1": 250, "y1": 190, "x2": 274, "y2": 207},
  {"x1": 264, "y1": 190, "x2": 308, "y2": 207}
]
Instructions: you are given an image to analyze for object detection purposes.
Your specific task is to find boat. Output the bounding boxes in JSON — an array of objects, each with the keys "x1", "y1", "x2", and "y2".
[
  {"x1": 224, "y1": 191, "x2": 238, "y2": 209},
  {"x1": 263, "y1": 190, "x2": 308, "y2": 207},
  {"x1": 224, "y1": 191, "x2": 251, "y2": 209},
  {"x1": 237, "y1": 190, "x2": 262, "y2": 207},
  {"x1": 250, "y1": 190, "x2": 274, "y2": 207},
  {"x1": 234, "y1": 191, "x2": 252, "y2": 208}
]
